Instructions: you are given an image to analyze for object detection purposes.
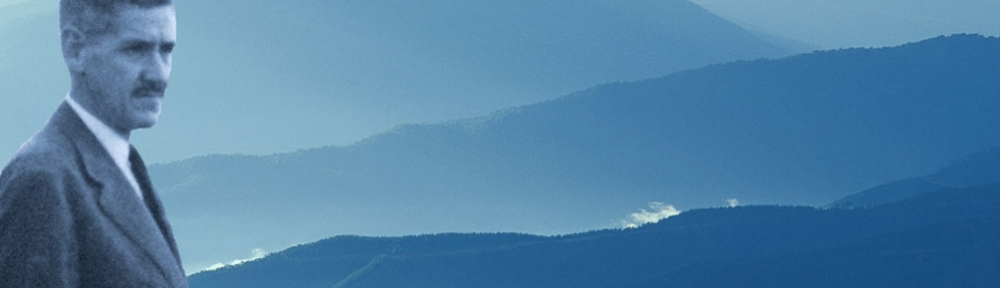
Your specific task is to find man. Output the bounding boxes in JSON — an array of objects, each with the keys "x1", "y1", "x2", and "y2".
[{"x1": 0, "y1": 0, "x2": 187, "y2": 286}]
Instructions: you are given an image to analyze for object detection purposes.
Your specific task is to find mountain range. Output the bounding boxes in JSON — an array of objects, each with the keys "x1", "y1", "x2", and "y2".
[
  {"x1": 0, "y1": 0, "x2": 793, "y2": 164},
  {"x1": 149, "y1": 34, "x2": 1000, "y2": 271},
  {"x1": 185, "y1": 156, "x2": 1000, "y2": 287}
]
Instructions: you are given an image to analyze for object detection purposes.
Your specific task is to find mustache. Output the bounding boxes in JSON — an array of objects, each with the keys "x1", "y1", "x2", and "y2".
[{"x1": 132, "y1": 80, "x2": 167, "y2": 98}]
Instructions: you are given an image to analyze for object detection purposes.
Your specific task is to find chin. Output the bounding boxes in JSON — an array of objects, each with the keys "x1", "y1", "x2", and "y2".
[{"x1": 132, "y1": 114, "x2": 161, "y2": 129}]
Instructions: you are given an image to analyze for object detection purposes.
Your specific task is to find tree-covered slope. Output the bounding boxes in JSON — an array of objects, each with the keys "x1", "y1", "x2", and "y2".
[{"x1": 188, "y1": 184, "x2": 1000, "y2": 288}]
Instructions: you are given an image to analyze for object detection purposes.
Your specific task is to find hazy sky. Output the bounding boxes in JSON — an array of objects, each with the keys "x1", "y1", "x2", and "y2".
[
  {"x1": 687, "y1": 0, "x2": 1000, "y2": 48},
  {"x1": 0, "y1": 0, "x2": 29, "y2": 7},
  {"x1": 2, "y1": 0, "x2": 788, "y2": 164},
  {"x1": 3, "y1": 0, "x2": 998, "y2": 48}
]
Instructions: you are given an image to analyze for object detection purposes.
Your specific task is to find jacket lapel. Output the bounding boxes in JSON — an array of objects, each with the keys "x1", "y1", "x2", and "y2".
[{"x1": 50, "y1": 103, "x2": 183, "y2": 282}]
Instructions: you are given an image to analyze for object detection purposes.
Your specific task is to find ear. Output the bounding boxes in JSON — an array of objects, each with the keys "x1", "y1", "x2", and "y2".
[{"x1": 61, "y1": 26, "x2": 87, "y2": 73}]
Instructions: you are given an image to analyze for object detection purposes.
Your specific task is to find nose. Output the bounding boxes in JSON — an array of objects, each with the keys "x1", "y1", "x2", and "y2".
[{"x1": 142, "y1": 51, "x2": 172, "y2": 85}]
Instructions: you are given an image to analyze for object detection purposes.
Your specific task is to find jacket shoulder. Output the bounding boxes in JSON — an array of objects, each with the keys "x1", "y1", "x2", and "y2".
[
  {"x1": 4, "y1": 128, "x2": 77, "y2": 171},
  {"x1": 0, "y1": 126, "x2": 83, "y2": 193}
]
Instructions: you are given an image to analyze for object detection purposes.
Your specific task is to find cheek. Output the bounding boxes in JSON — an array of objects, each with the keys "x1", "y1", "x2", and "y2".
[
  {"x1": 88, "y1": 60, "x2": 136, "y2": 94},
  {"x1": 85, "y1": 58, "x2": 114, "y2": 83}
]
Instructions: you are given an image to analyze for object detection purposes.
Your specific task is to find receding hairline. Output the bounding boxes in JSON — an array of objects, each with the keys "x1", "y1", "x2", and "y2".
[{"x1": 59, "y1": 0, "x2": 174, "y2": 37}]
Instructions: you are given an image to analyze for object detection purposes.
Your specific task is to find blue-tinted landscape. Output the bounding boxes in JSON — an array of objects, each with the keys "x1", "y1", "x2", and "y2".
[{"x1": 2, "y1": 0, "x2": 999, "y2": 287}]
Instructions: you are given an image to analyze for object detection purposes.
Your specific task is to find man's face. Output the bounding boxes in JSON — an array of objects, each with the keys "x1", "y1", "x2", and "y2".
[{"x1": 80, "y1": 5, "x2": 176, "y2": 134}]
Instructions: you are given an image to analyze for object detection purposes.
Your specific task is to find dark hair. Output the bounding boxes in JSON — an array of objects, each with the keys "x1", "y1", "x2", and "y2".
[{"x1": 60, "y1": 0, "x2": 173, "y2": 38}]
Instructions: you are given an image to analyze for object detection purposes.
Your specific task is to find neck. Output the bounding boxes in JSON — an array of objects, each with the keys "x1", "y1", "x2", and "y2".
[{"x1": 67, "y1": 88, "x2": 131, "y2": 140}]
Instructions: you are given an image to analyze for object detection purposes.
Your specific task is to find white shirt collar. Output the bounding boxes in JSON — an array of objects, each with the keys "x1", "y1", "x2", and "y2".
[
  {"x1": 66, "y1": 94, "x2": 144, "y2": 199},
  {"x1": 66, "y1": 94, "x2": 132, "y2": 168}
]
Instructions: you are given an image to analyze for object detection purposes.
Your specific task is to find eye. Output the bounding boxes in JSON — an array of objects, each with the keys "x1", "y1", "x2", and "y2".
[
  {"x1": 122, "y1": 42, "x2": 153, "y2": 53},
  {"x1": 160, "y1": 43, "x2": 175, "y2": 54}
]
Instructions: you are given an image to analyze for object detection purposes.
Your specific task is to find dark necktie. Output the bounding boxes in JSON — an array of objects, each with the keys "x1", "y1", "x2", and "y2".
[
  {"x1": 129, "y1": 146, "x2": 150, "y2": 197},
  {"x1": 129, "y1": 146, "x2": 183, "y2": 261}
]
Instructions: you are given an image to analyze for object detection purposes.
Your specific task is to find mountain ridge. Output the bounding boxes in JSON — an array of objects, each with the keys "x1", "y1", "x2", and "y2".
[
  {"x1": 831, "y1": 145, "x2": 1000, "y2": 208},
  {"x1": 187, "y1": 182, "x2": 1000, "y2": 287}
]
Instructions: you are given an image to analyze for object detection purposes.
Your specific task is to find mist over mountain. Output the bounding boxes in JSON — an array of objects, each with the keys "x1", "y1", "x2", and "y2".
[
  {"x1": 150, "y1": 34, "x2": 1000, "y2": 271},
  {"x1": 186, "y1": 181, "x2": 1000, "y2": 287},
  {"x1": 0, "y1": 0, "x2": 791, "y2": 164},
  {"x1": 831, "y1": 145, "x2": 1000, "y2": 208}
]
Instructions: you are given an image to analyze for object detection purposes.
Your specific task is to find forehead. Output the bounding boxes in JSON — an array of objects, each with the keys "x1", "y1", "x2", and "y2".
[{"x1": 109, "y1": 5, "x2": 176, "y2": 42}]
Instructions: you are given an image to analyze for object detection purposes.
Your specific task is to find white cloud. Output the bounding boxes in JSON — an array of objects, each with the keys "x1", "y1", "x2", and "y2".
[
  {"x1": 622, "y1": 202, "x2": 681, "y2": 229},
  {"x1": 204, "y1": 248, "x2": 268, "y2": 272},
  {"x1": 727, "y1": 198, "x2": 740, "y2": 208}
]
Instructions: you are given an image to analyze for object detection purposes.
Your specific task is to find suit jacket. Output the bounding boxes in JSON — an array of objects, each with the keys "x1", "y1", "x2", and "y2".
[{"x1": 0, "y1": 102, "x2": 188, "y2": 287}]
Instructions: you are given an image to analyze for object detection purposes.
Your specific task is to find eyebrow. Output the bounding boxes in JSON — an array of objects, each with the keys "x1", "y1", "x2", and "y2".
[
  {"x1": 122, "y1": 37, "x2": 175, "y2": 43},
  {"x1": 120, "y1": 38, "x2": 176, "y2": 48}
]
